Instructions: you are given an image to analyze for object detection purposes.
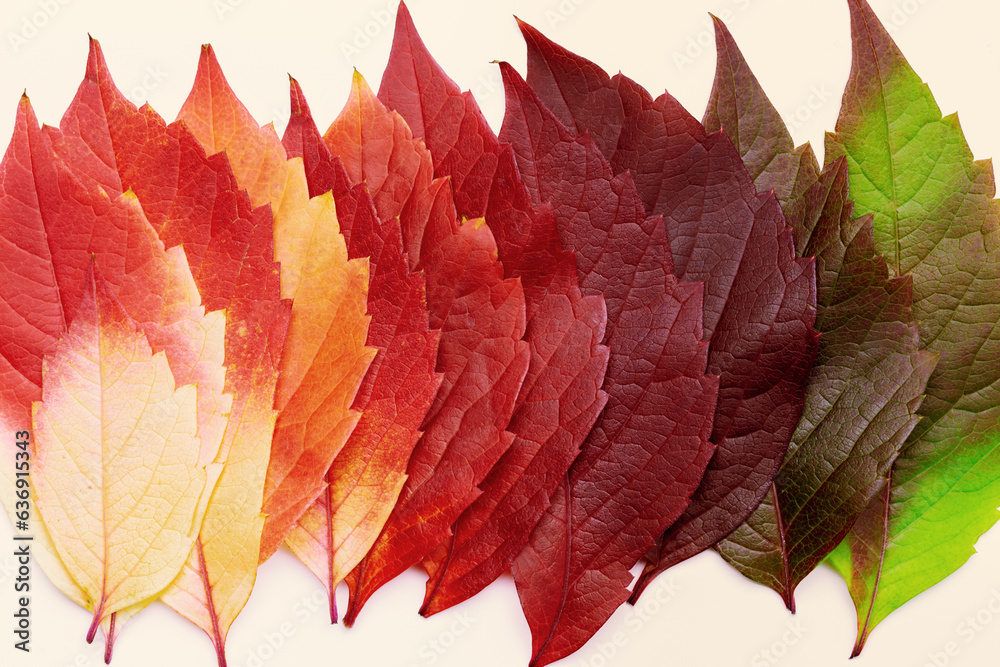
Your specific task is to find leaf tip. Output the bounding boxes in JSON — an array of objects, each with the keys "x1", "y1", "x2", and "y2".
[
  {"x1": 351, "y1": 69, "x2": 373, "y2": 97},
  {"x1": 515, "y1": 14, "x2": 541, "y2": 41},
  {"x1": 85, "y1": 35, "x2": 109, "y2": 84},
  {"x1": 396, "y1": 0, "x2": 412, "y2": 21},
  {"x1": 288, "y1": 75, "x2": 311, "y2": 119}
]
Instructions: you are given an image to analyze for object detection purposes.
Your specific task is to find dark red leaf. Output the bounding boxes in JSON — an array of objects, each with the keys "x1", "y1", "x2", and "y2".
[
  {"x1": 499, "y1": 62, "x2": 718, "y2": 667},
  {"x1": 518, "y1": 22, "x2": 819, "y2": 588}
]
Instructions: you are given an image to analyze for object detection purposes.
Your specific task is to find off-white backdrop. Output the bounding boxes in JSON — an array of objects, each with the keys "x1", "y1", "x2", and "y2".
[{"x1": 1, "y1": 1, "x2": 999, "y2": 666}]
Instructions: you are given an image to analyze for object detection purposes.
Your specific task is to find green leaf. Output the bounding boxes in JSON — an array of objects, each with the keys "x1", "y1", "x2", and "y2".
[{"x1": 824, "y1": 0, "x2": 1000, "y2": 654}]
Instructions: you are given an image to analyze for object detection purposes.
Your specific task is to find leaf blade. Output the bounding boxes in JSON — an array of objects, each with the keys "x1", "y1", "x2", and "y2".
[
  {"x1": 518, "y1": 19, "x2": 819, "y2": 591},
  {"x1": 42, "y1": 42, "x2": 293, "y2": 661},
  {"x1": 330, "y1": 72, "x2": 532, "y2": 624},
  {"x1": 696, "y1": 17, "x2": 937, "y2": 612},
  {"x1": 174, "y1": 48, "x2": 377, "y2": 563},
  {"x1": 281, "y1": 77, "x2": 442, "y2": 619},
  {"x1": 499, "y1": 60, "x2": 717, "y2": 667}
]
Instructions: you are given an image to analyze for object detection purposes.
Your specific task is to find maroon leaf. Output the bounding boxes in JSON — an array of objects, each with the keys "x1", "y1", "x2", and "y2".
[
  {"x1": 518, "y1": 22, "x2": 819, "y2": 589},
  {"x1": 500, "y1": 61, "x2": 718, "y2": 667}
]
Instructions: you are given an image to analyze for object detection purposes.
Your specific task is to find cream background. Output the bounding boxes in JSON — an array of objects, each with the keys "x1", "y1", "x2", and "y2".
[{"x1": 1, "y1": 1, "x2": 999, "y2": 665}]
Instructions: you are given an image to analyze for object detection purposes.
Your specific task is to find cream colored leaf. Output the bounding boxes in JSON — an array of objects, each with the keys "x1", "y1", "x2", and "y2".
[{"x1": 32, "y1": 262, "x2": 209, "y2": 640}]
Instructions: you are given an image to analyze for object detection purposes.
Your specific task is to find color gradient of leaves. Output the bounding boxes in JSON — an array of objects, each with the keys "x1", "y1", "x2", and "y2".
[
  {"x1": 0, "y1": 83, "x2": 247, "y2": 660},
  {"x1": 2, "y1": 4, "x2": 999, "y2": 665},
  {"x1": 376, "y1": 3, "x2": 610, "y2": 617},
  {"x1": 281, "y1": 75, "x2": 442, "y2": 622},
  {"x1": 701, "y1": 17, "x2": 937, "y2": 614},
  {"x1": 175, "y1": 46, "x2": 377, "y2": 564},
  {"x1": 327, "y1": 71, "x2": 532, "y2": 625},
  {"x1": 499, "y1": 56, "x2": 718, "y2": 667},
  {"x1": 42, "y1": 40, "x2": 292, "y2": 664},
  {"x1": 517, "y1": 19, "x2": 819, "y2": 591}
]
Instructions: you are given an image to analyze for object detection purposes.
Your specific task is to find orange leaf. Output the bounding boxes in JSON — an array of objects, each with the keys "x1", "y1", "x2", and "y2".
[
  {"x1": 176, "y1": 47, "x2": 377, "y2": 561},
  {"x1": 282, "y1": 77, "x2": 443, "y2": 622}
]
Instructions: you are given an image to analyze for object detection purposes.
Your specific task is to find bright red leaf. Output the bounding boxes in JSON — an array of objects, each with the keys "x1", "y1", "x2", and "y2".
[
  {"x1": 317, "y1": 73, "x2": 532, "y2": 625},
  {"x1": 376, "y1": 2, "x2": 611, "y2": 617}
]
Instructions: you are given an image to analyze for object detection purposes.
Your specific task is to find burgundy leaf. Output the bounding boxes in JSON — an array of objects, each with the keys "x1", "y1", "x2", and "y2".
[
  {"x1": 500, "y1": 61, "x2": 718, "y2": 667},
  {"x1": 518, "y1": 22, "x2": 819, "y2": 588}
]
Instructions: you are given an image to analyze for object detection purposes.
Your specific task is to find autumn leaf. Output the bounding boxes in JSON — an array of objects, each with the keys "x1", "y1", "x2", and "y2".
[
  {"x1": 517, "y1": 19, "x2": 819, "y2": 593},
  {"x1": 265, "y1": 176, "x2": 376, "y2": 561},
  {"x1": 376, "y1": 2, "x2": 610, "y2": 617},
  {"x1": 499, "y1": 60, "x2": 718, "y2": 667},
  {"x1": 700, "y1": 17, "x2": 936, "y2": 613},
  {"x1": 822, "y1": 0, "x2": 1000, "y2": 654},
  {"x1": 322, "y1": 71, "x2": 532, "y2": 625},
  {"x1": 33, "y1": 259, "x2": 210, "y2": 646},
  {"x1": 41, "y1": 40, "x2": 292, "y2": 664},
  {"x1": 175, "y1": 46, "x2": 377, "y2": 562},
  {"x1": 280, "y1": 75, "x2": 442, "y2": 622},
  {"x1": 175, "y1": 46, "x2": 289, "y2": 211}
]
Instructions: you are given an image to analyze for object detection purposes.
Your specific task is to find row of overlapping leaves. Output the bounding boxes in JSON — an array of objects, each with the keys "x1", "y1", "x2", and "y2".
[{"x1": 1, "y1": 1, "x2": 997, "y2": 665}]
